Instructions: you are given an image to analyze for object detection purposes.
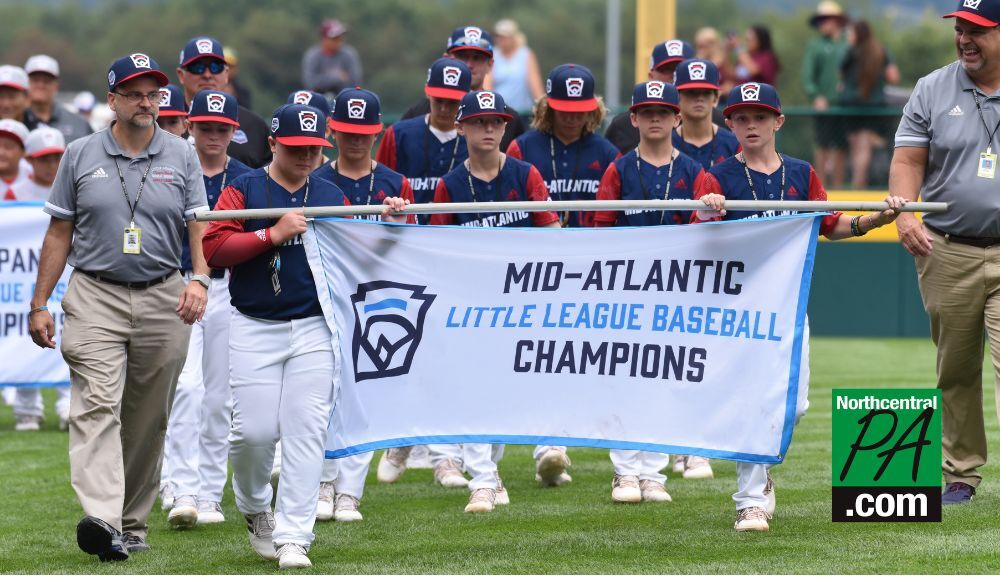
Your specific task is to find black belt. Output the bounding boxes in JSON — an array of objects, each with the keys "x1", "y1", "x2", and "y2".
[
  {"x1": 76, "y1": 269, "x2": 175, "y2": 289},
  {"x1": 926, "y1": 224, "x2": 1000, "y2": 248},
  {"x1": 181, "y1": 268, "x2": 226, "y2": 279}
]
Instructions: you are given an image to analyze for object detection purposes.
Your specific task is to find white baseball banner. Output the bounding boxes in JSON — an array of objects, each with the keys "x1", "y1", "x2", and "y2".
[
  {"x1": 0, "y1": 202, "x2": 70, "y2": 387},
  {"x1": 308, "y1": 214, "x2": 821, "y2": 464}
]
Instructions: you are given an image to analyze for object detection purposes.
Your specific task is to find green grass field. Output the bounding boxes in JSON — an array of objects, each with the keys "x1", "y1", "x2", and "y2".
[{"x1": 2, "y1": 338, "x2": 998, "y2": 574}]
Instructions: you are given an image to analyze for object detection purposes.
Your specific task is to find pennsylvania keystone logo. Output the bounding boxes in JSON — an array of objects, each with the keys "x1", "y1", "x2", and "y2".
[{"x1": 351, "y1": 281, "x2": 435, "y2": 382}]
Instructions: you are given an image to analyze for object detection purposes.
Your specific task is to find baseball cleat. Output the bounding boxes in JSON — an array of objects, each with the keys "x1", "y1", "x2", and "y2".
[
  {"x1": 277, "y1": 543, "x2": 311, "y2": 569},
  {"x1": 639, "y1": 479, "x2": 672, "y2": 502},
  {"x1": 535, "y1": 449, "x2": 572, "y2": 487},
  {"x1": 683, "y1": 456, "x2": 714, "y2": 479},
  {"x1": 735, "y1": 507, "x2": 771, "y2": 532},
  {"x1": 612, "y1": 474, "x2": 642, "y2": 503},
  {"x1": 196, "y1": 500, "x2": 225, "y2": 525},
  {"x1": 245, "y1": 510, "x2": 277, "y2": 561},
  {"x1": 377, "y1": 447, "x2": 411, "y2": 483},
  {"x1": 672, "y1": 455, "x2": 687, "y2": 473},
  {"x1": 168, "y1": 495, "x2": 198, "y2": 530},
  {"x1": 434, "y1": 458, "x2": 469, "y2": 488},
  {"x1": 333, "y1": 494, "x2": 363, "y2": 522},
  {"x1": 465, "y1": 488, "x2": 497, "y2": 513},
  {"x1": 317, "y1": 481, "x2": 335, "y2": 521}
]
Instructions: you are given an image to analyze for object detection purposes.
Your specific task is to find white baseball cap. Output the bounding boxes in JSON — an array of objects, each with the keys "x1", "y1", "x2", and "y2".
[
  {"x1": 0, "y1": 65, "x2": 29, "y2": 91},
  {"x1": 74, "y1": 91, "x2": 96, "y2": 113},
  {"x1": 25, "y1": 55, "x2": 60, "y2": 78},
  {"x1": 25, "y1": 127, "x2": 65, "y2": 158},
  {"x1": 0, "y1": 119, "x2": 29, "y2": 147}
]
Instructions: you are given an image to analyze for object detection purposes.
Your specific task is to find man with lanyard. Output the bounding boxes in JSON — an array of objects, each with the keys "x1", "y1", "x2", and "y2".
[
  {"x1": 673, "y1": 58, "x2": 741, "y2": 172},
  {"x1": 507, "y1": 64, "x2": 620, "y2": 230},
  {"x1": 430, "y1": 90, "x2": 560, "y2": 513},
  {"x1": 28, "y1": 53, "x2": 210, "y2": 560},
  {"x1": 161, "y1": 89, "x2": 251, "y2": 529},
  {"x1": 176, "y1": 36, "x2": 271, "y2": 168},
  {"x1": 203, "y1": 102, "x2": 408, "y2": 568},
  {"x1": 155, "y1": 83, "x2": 187, "y2": 137},
  {"x1": 376, "y1": 57, "x2": 471, "y2": 224},
  {"x1": 400, "y1": 26, "x2": 526, "y2": 151}
]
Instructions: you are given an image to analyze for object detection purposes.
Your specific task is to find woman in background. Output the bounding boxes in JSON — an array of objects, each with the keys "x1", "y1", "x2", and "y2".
[
  {"x1": 730, "y1": 25, "x2": 780, "y2": 87},
  {"x1": 486, "y1": 19, "x2": 544, "y2": 119}
]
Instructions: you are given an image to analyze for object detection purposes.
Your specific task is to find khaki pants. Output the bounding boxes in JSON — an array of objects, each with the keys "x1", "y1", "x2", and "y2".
[
  {"x1": 915, "y1": 229, "x2": 1000, "y2": 487},
  {"x1": 61, "y1": 271, "x2": 191, "y2": 538}
]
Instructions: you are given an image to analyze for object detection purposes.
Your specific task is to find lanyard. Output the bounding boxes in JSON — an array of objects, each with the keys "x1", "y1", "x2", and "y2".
[
  {"x1": 264, "y1": 165, "x2": 310, "y2": 296},
  {"x1": 548, "y1": 135, "x2": 584, "y2": 195},
  {"x1": 113, "y1": 154, "x2": 154, "y2": 227},
  {"x1": 972, "y1": 91, "x2": 1000, "y2": 155},
  {"x1": 333, "y1": 160, "x2": 376, "y2": 205},
  {"x1": 423, "y1": 119, "x2": 461, "y2": 177},
  {"x1": 220, "y1": 156, "x2": 229, "y2": 190},
  {"x1": 635, "y1": 147, "x2": 676, "y2": 225},
  {"x1": 737, "y1": 152, "x2": 784, "y2": 202},
  {"x1": 465, "y1": 154, "x2": 504, "y2": 224},
  {"x1": 678, "y1": 125, "x2": 719, "y2": 168}
]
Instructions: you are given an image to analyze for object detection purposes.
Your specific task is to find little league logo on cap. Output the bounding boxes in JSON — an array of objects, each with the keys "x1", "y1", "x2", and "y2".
[
  {"x1": 724, "y1": 82, "x2": 782, "y2": 117},
  {"x1": 741, "y1": 83, "x2": 761, "y2": 101},
  {"x1": 299, "y1": 110, "x2": 318, "y2": 132},
  {"x1": 477, "y1": 91, "x2": 495, "y2": 109},
  {"x1": 646, "y1": 81, "x2": 665, "y2": 98},
  {"x1": 271, "y1": 117, "x2": 280, "y2": 133},
  {"x1": 158, "y1": 89, "x2": 172, "y2": 107},
  {"x1": 270, "y1": 104, "x2": 330, "y2": 146},
  {"x1": 157, "y1": 84, "x2": 187, "y2": 117},
  {"x1": 688, "y1": 62, "x2": 707, "y2": 81},
  {"x1": 286, "y1": 90, "x2": 332, "y2": 115},
  {"x1": 674, "y1": 59, "x2": 721, "y2": 91},
  {"x1": 425, "y1": 58, "x2": 471, "y2": 100},
  {"x1": 944, "y1": 0, "x2": 1000, "y2": 26},
  {"x1": 565, "y1": 77, "x2": 585, "y2": 98},
  {"x1": 107, "y1": 53, "x2": 169, "y2": 91},
  {"x1": 347, "y1": 98, "x2": 366, "y2": 119},
  {"x1": 292, "y1": 90, "x2": 312, "y2": 104},
  {"x1": 443, "y1": 66, "x2": 462, "y2": 87},
  {"x1": 207, "y1": 93, "x2": 226, "y2": 113},
  {"x1": 189, "y1": 89, "x2": 239, "y2": 125},
  {"x1": 666, "y1": 40, "x2": 685, "y2": 57},
  {"x1": 130, "y1": 53, "x2": 151, "y2": 69},
  {"x1": 196, "y1": 38, "x2": 214, "y2": 54},
  {"x1": 546, "y1": 64, "x2": 598, "y2": 112},
  {"x1": 330, "y1": 87, "x2": 383, "y2": 134},
  {"x1": 650, "y1": 39, "x2": 694, "y2": 70},
  {"x1": 180, "y1": 36, "x2": 225, "y2": 66},
  {"x1": 447, "y1": 25, "x2": 493, "y2": 55},
  {"x1": 629, "y1": 80, "x2": 679, "y2": 111},
  {"x1": 457, "y1": 90, "x2": 513, "y2": 122},
  {"x1": 464, "y1": 26, "x2": 483, "y2": 43}
]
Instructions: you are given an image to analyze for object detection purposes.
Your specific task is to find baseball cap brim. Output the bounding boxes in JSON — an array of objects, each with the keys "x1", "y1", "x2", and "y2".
[
  {"x1": 447, "y1": 46, "x2": 493, "y2": 56},
  {"x1": 458, "y1": 111, "x2": 513, "y2": 122},
  {"x1": 158, "y1": 110, "x2": 188, "y2": 117},
  {"x1": 188, "y1": 115, "x2": 238, "y2": 126},
  {"x1": 809, "y1": 14, "x2": 847, "y2": 27},
  {"x1": 723, "y1": 102, "x2": 782, "y2": 117},
  {"x1": 677, "y1": 81, "x2": 721, "y2": 91},
  {"x1": 0, "y1": 130, "x2": 25, "y2": 146},
  {"x1": 943, "y1": 10, "x2": 1000, "y2": 27},
  {"x1": 181, "y1": 53, "x2": 226, "y2": 67},
  {"x1": 425, "y1": 86, "x2": 468, "y2": 100},
  {"x1": 328, "y1": 119, "x2": 383, "y2": 135},
  {"x1": 0, "y1": 82, "x2": 27, "y2": 91},
  {"x1": 115, "y1": 70, "x2": 170, "y2": 89},
  {"x1": 652, "y1": 58, "x2": 685, "y2": 70},
  {"x1": 629, "y1": 101, "x2": 680, "y2": 112},
  {"x1": 276, "y1": 135, "x2": 332, "y2": 147},
  {"x1": 548, "y1": 97, "x2": 599, "y2": 112},
  {"x1": 26, "y1": 147, "x2": 65, "y2": 158}
]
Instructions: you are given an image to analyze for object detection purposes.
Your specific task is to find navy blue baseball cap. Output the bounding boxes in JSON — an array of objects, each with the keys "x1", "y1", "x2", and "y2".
[
  {"x1": 270, "y1": 104, "x2": 331, "y2": 147},
  {"x1": 944, "y1": 0, "x2": 1000, "y2": 27},
  {"x1": 188, "y1": 90, "x2": 239, "y2": 127},
  {"x1": 447, "y1": 26, "x2": 494, "y2": 56},
  {"x1": 457, "y1": 90, "x2": 513, "y2": 122},
  {"x1": 330, "y1": 87, "x2": 383, "y2": 135},
  {"x1": 650, "y1": 39, "x2": 695, "y2": 71},
  {"x1": 287, "y1": 90, "x2": 332, "y2": 114},
  {"x1": 107, "y1": 53, "x2": 169, "y2": 92},
  {"x1": 673, "y1": 59, "x2": 721, "y2": 91},
  {"x1": 157, "y1": 84, "x2": 187, "y2": 117},
  {"x1": 629, "y1": 81, "x2": 680, "y2": 112},
  {"x1": 425, "y1": 58, "x2": 472, "y2": 101},
  {"x1": 179, "y1": 37, "x2": 226, "y2": 67},
  {"x1": 546, "y1": 64, "x2": 598, "y2": 112},
  {"x1": 723, "y1": 82, "x2": 782, "y2": 117}
]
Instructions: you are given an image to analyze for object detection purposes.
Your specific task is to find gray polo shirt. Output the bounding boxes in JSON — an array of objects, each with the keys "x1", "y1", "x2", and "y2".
[
  {"x1": 895, "y1": 60, "x2": 1000, "y2": 238},
  {"x1": 44, "y1": 125, "x2": 208, "y2": 282}
]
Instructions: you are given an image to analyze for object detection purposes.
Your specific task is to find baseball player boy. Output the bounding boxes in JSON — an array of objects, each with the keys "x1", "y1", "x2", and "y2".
[{"x1": 154, "y1": 84, "x2": 187, "y2": 137}]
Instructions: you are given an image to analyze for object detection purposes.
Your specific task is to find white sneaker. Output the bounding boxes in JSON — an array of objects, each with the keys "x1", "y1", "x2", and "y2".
[
  {"x1": 535, "y1": 449, "x2": 572, "y2": 487},
  {"x1": 316, "y1": 481, "x2": 335, "y2": 521},
  {"x1": 672, "y1": 455, "x2": 687, "y2": 473},
  {"x1": 14, "y1": 415, "x2": 41, "y2": 431},
  {"x1": 277, "y1": 543, "x2": 311, "y2": 569},
  {"x1": 763, "y1": 471, "x2": 776, "y2": 517},
  {"x1": 245, "y1": 510, "x2": 277, "y2": 560},
  {"x1": 160, "y1": 483, "x2": 175, "y2": 511},
  {"x1": 639, "y1": 479, "x2": 672, "y2": 502},
  {"x1": 683, "y1": 456, "x2": 714, "y2": 479},
  {"x1": 465, "y1": 488, "x2": 497, "y2": 513},
  {"x1": 168, "y1": 495, "x2": 198, "y2": 529},
  {"x1": 611, "y1": 474, "x2": 642, "y2": 503},
  {"x1": 333, "y1": 493, "x2": 363, "y2": 522},
  {"x1": 495, "y1": 473, "x2": 510, "y2": 506},
  {"x1": 196, "y1": 500, "x2": 225, "y2": 524},
  {"x1": 433, "y1": 458, "x2": 469, "y2": 488},
  {"x1": 377, "y1": 447, "x2": 411, "y2": 483},
  {"x1": 735, "y1": 506, "x2": 771, "y2": 532}
]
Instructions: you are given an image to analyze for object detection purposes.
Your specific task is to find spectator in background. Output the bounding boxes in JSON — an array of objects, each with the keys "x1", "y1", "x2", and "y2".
[
  {"x1": 730, "y1": 25, "x2": 780, "y2": 86},
  {"x1": 802, "y1": 1, "x2": 849, "y2": 189},
  {"x1": 695, "y1": 27, "x2": 734, "y2": 96},
  {"x1": 840, "y1": 20, "x2": 900, "y2": 189},
  {"x1": 23, "y1": 55, "x2": 92, "y2": 143},
  {"x1": 486, "y1": 19, "x2": 544, "y2": 117},
  {"x1": 0, "y1": 65, "x2": 31, "y2": 125},
  {"x1": 223, "y1": 46, "x2": 253, "y2": 111},
  {"x1": 73, "y1": 91, "x2": 96, "y2": 120},
  {"x1": 302, "y1": 19, "x2": 363, "y2": 98},
  {"x1": 0, "y1": 119, "x2": 30, "y2": 200}
]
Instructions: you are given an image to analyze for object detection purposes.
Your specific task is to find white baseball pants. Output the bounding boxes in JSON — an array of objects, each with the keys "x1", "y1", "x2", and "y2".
[
  {"x1": 463, "y1": 443, "x2": 505, "y2": 490},
  {"x1": 609, "y1": 450, "x2": 670, "y2": 484}
]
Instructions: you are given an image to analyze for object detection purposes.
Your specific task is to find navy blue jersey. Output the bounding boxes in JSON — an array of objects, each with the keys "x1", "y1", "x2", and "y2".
[
  {"x1": 375, "y1": 116, "x2": 468, "y2": 220},
  {"x1": 205, "y1": 168, "x2": 349, "y2": 321},
  {"x1": 507, "y1": 130, "x2": 620, "y2": 227},
  {"x1": 595, "y1": 149, "x2": 706, "y2": 227},
  {"x1": 694, "y1": 154, "x2": 840, "y2": 234},
  {"x1": 312, "y1": 162, "x2": 416, "y2": 222},
  {"x1": 429, "y1": 157, "x2": 559, "y2": 228},
  {"x1": 671, "y1": 126, "x2": 741, "y2": 171},
  {"x1": 182, "y1": 157, "x2": 252, "y2": 271}
]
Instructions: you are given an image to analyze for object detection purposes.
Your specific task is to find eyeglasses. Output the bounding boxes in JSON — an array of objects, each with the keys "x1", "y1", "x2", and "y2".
[
  {"x1": 113, "y1": 90, "x2": 163, "y2": 104},
  {"x1": 184, "y1": 60, "x2": 226, "y2": 75}
]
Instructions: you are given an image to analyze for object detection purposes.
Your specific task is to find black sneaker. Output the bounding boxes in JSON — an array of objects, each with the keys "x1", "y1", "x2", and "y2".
[
  {"x1": 122, "y1": 532, "x2": 150, "y2": 553},
  {"x1": 942, "y1": 482, "x2": 975, "y2": 505},
  {"x1": 76, "y1": 516, "x2": 128, "y2": 562}
]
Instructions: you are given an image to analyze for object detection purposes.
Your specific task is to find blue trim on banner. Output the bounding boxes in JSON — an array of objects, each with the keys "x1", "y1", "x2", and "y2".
[
  {"x1": 326, "y1": 435, "x2": 781, "y2": 464},
  {"x1": 1, "y1": 382, "x2": 70, "y2": 388},
  {"x1": 363, "y1": 298, "x2": 407, "y2": 313},
  {"x1": 777, "y1": 215, "x2": 822, "y2": 462}
]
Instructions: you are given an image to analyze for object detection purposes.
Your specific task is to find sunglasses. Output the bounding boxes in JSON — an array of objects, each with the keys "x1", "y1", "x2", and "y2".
[{"x1": 184, "y1": 60, "x2": 226, "y2": 75}]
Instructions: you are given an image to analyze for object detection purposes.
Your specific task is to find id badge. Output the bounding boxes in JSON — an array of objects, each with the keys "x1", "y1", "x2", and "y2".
[
  {"x1": 123, "y1": 224, "x2": 141, "y2": 254},
  {"x1": 978, "y1": 151, "x2": 997, "y2": 179}
]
